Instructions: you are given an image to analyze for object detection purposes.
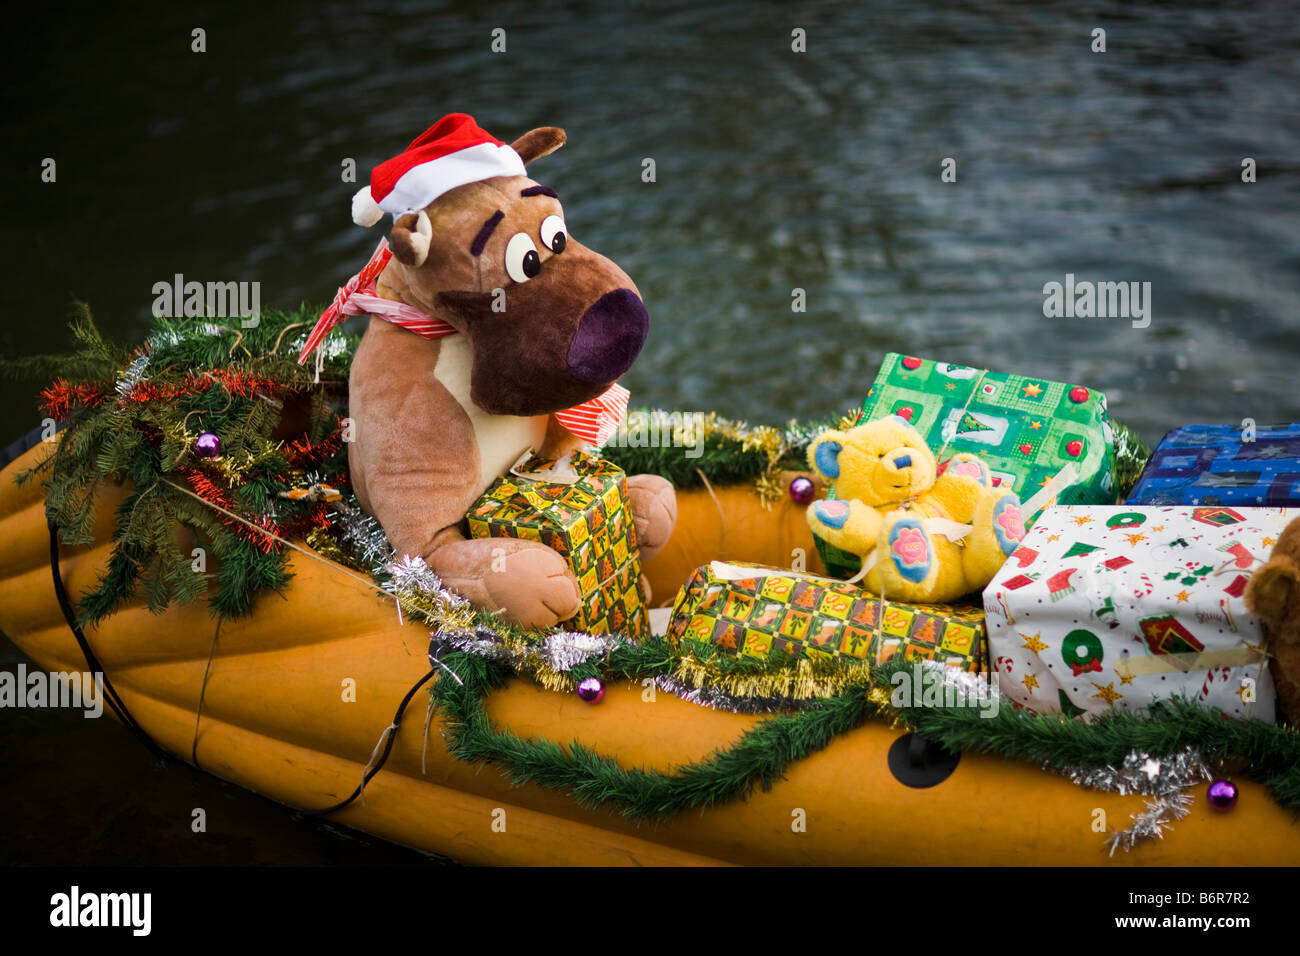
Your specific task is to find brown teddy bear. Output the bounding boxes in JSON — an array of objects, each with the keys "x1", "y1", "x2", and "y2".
[
  {"x1": 1245, "y1": 515, "x2": 1300, "y2": 724},
  {"x1": 301, "y1": 114, "x2": 676, "y2": 627}
]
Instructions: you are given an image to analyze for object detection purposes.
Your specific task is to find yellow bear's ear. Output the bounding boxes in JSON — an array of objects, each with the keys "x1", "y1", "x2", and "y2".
[{"x1": 807, "y1": 429, "x2": 848, "y2": 480}]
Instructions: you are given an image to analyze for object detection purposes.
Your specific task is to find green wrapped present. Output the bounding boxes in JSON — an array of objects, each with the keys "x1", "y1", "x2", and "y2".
[
  {"x1": 466, "y1": 451, "x2": 650, "y2": 640},
  {"x1": 666, "y1": 561, "x2": 986, "y2": 673},
  {"x1": 816, "y1": 352, "x2": 1119, "y2": 578}
]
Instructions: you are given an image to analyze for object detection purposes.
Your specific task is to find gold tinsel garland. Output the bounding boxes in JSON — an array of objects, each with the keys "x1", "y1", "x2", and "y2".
[
  {"x1": 670, "y1": 652, "x2": 874, "y2": 702},
  {"x1": 307, "y1": 518, "x2": 885, "y2": 709}
]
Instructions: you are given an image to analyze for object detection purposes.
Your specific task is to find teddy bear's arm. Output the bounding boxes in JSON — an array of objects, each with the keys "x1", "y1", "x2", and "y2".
[
  {"x1": 807, "y1": 497, "x2": 884, "y2": 557},
  {"x1": 348, "y1": 330, "x2": 486, "y2": 556},
  {"x1": 928, "y1": 473, "x2": 988, "y2": 524},
  {"x1": 349, "y1": 324, "x2": 583, "y2": 626}
]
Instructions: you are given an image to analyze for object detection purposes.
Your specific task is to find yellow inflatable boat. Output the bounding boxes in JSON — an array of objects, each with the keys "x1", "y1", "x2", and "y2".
[{"x1": 3, "y1": 441, "x2": 1298, "y2": 866}]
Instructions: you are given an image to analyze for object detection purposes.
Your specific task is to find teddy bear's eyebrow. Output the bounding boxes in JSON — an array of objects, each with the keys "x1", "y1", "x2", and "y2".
[
  {"x1": 470, "y1": 210, "x2": 505, "y2": 257},
  {"x1": 520, "y1": 185, "x2": 558, "y2": 199}
]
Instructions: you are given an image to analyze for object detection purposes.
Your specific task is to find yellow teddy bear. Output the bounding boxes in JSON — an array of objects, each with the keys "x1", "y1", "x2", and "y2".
[{"x1": 805, "y1": 415, "x2": 1026, "y2": 603}]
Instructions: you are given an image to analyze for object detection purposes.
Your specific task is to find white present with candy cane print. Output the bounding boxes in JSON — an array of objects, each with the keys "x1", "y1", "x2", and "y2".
[{"x1": 982, "y1": 505, "x2": 1287, "y2": 722}]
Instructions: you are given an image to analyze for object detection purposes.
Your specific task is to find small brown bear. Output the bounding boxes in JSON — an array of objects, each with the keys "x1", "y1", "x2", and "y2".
[{"x1": 1244, "y1": 515, "x2": 1300, "y2": 724}]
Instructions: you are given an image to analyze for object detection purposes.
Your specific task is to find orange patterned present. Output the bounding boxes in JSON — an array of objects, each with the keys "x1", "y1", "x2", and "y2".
[
  {"x1": 666, "y1": 561, "x2": 985, "y2": 672},
  {"x1": 466, "y1": 451, "x2": 649, "y2": 640}
]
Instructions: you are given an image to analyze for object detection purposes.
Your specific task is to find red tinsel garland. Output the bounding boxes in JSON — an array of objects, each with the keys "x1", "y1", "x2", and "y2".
[
  {"x1": 284, "y1": 424, "x2": 344, "y2": 469},
  {"x1": 39, "y1": 379, "x2": 110, "y2": 419},
  {"x1": 129, "y1": 369, "x2": 285, "y2": 406},
  {"x1": 178, "y1": 466, "x2": 284, "y2": 554}
]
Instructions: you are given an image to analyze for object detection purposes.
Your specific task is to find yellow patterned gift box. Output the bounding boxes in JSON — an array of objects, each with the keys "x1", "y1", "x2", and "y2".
[
  {"x1": 666, "y1": 561, "x2": 987, "y2": 672},
  {"x1": 466, "y1": 451, "x2": 650, "y2": 641}
]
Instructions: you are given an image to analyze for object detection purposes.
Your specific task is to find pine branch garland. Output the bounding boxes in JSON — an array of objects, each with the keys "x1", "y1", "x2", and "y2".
[
  {"x1": 27, "y1": 305, "x2": 354, "y2": 623},
  {"x1": 411, "y1": 651, "x2": 1300, "y2": 824},
  {"x1": 430, "y1": 648, "x2": 882, "y2": 821}
]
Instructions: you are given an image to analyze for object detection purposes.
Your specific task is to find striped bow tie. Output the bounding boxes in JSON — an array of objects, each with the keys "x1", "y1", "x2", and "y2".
[{"x1": 298, "y1": 239, "x2": 630, "y2": 446}]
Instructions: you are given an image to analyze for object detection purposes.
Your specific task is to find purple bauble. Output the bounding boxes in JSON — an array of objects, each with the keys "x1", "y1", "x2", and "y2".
[
  {"x1": 1207, "y1": 779, "x2": 1238, "y2": 812},
  {"x1": 194, "y1": 433, "x2": 222, "y2": 459},
  {"x1": 577, "y1": 677, "x2": 605, "y2": 704},
  {"x1": 790, "y1": 476, "x2": 816, "y2": 505}
]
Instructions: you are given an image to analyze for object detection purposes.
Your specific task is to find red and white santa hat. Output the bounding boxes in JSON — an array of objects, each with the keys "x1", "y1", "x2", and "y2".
[{"x1": 351, "y1": 113, "x2": 526, "y2": 226}]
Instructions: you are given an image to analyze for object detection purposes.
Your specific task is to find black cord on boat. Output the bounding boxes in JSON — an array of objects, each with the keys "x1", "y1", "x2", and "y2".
[
  {"x1": 47, "y1": 521, "x2": 170, "y2": 761},
  {"x1": 299, "y1": 666, "x2": 438, "y2": 816},
  {"x1": 39, "y1": 424, "x2": 433, "y2": 811}
]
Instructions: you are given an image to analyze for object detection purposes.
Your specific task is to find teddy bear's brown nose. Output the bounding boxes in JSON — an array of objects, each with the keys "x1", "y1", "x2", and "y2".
[{"x1": 567, "y1": 289, "x2": 649, "y2": 383}]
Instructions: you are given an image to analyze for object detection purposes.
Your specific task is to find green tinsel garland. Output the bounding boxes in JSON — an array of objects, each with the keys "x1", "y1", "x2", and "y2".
[
  {"x1": 431, "y1": 646, "x2": 882, "y2": 821},
  {"x1": 422, "y1": 653, "x2": 1300, "y2": 823}
]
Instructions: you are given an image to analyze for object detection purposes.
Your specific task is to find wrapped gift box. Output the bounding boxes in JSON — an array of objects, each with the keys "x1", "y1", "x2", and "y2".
[
  {"x1": 1127, "y1": 423, "x2": 1300, "y2": 507},
  {"x1": 666, "y1": 561, "x2": 986, "y2": 673},
  {"x1": 983, "y1": 505, "x2": 1283, "y2": 721},
  {"x1": 816, "y1": 353, "x2": 1119, "y2": 579},
  {"x1": 859, "y1": 353, "x2": 1117, "y2": 505},
  {"x1": 466, "y1": 451, "x2": 650, "y2": 640}
]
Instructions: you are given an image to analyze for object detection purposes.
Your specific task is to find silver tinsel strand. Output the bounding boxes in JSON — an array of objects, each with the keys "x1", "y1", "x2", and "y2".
[
  {"x1": 384, "y1": 554, "x2": 470, "y2": 613},
  {"x1": 146, "y1": 322, "x2": 224, "y2": 351},
  {"x1": 426, "y1": 625, "x2": 633, "y2": 675},
  {"x1": 543, "y1": 631, "x2": 627, "y2": 672},
  {"x1": 286, "y1": 332, "x2": 352, "y2": 362},
  {"x1": 1062, "y1": 746, "x2": 1212, "y2": 855},
  {"x1": 330, "y1": 495, "x2": 398, "y2": 575},
  {"x1": 325, "y1": 493, "x2": 856, "y2": 714},
  {"x1": 652, "y1": 674, "x2": 793, "y2": 714},
  {"x1": 907, "y1": 660, "x2": 1003, "y2": 709},
  {"x1": 114, "y1": 353, "x2": 151, "y2": 401}
]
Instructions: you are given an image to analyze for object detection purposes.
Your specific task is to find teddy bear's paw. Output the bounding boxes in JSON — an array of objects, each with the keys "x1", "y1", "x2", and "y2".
[
  {"x1": 484, "y1": 546, "x2": 583, "y2": 626},
  {"x1": 808, "y1": 498, "x2": 879, "y2": 555},
  {"x1": 433, "y1": 538, "x2": 581, "y2": 627},
  {"x1": 811, "y1": 499, "x2": 851, "y2": 530},
  {"x1": 957, "y1": 491, "x2": 1027, "y2": 592},
  {"x1": 939, "y1": 453, "x2": 992, "y2": 487},
  {"x1": 884, "y1": 516, "x2": 934, "y2": 584},
  {"x1": 990, "y1": 494, "x2": 1027, "y2": 556},
  {"x1": 626, "y1": 473, "x2": 678, "y2": 562}
]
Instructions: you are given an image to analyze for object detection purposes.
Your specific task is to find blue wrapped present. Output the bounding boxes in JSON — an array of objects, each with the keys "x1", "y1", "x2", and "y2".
[{"x1": 1126, "y1": 423, "x2": 1300, "y2": 506}]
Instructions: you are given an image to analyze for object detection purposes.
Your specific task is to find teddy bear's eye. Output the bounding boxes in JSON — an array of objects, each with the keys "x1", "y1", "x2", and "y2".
[
  {"x1": 505, "y1": 233, "x2": 541, "y2": 283},
  {"x1": 540, "y1": 215, "x2": 567, "y2": 253}
]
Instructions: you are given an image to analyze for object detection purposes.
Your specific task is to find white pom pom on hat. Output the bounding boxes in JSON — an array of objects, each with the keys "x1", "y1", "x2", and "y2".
[
  {"x1": 351, "y1": 187, "x2": 384, "y2": 227},
  {"x1": 350, "y1": 113, "x2": 526, "y2": 228}
]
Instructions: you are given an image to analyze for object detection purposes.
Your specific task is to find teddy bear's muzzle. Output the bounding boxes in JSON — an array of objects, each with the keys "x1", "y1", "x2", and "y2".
[
  {"x1": 566, "y1": 288, "x2": 649, "y2": 383},
  {"x1": 882, "y1": 450, "x2": 919, "y2": 491}
]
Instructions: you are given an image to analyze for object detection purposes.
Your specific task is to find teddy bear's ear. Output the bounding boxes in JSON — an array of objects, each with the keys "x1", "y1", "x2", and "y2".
[
  {"x1": 807, "y1": 430, "x2": 846, "y2": 480},
  {"x1": 390, "y1": 210, "x2": 433, "y2": 267},
  {"x1": 511, "y1": 127, "x2": 567, "y2": 165},
  {"x1": 886, "y1": 413, "x2": 923, "y2": 435},
  {"x1": 1246, "y1": 555, "x2": 1299, "y2": 629}
]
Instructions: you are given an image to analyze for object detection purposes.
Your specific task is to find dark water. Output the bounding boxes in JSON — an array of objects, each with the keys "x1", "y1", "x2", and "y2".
[{"x1": 2, "y1": 1, "x2": 1298, "y2": 864}]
